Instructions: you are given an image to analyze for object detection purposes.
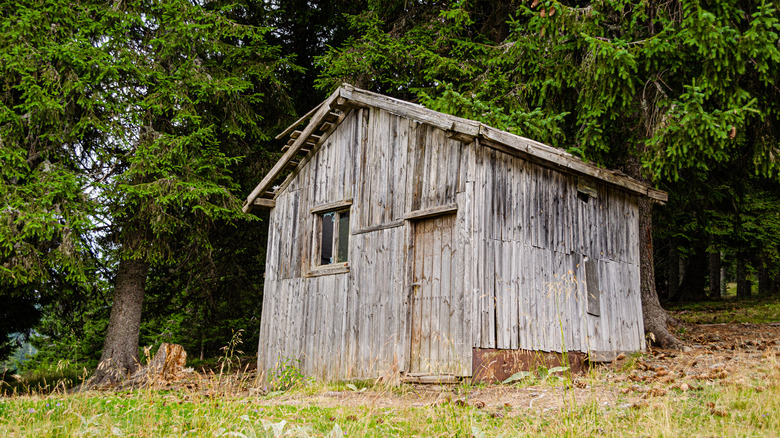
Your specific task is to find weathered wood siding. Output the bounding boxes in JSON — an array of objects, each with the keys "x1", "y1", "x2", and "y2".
[
  {"x1": 465, "y1": 146, "x2": 645, "y2": 354},
  {"x1": 259, "y1": 108, "x2": 469, "y2": 380},
  {"x1": 258, "y1": 106, "x2": 645, "y2": 381}
]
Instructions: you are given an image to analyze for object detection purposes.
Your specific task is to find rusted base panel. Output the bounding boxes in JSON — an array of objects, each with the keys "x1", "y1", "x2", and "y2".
[{"x1": 472, "y1": 348, "x2": 588, "y2": 383}]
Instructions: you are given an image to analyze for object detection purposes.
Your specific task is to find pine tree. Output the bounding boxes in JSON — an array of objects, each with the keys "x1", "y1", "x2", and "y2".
[
  {"x1": 316, "y1": 0, "x2": 780, "y2": 346},
  {"x1": 1, "y1": 0, "x2": 292, "y2": 381}
]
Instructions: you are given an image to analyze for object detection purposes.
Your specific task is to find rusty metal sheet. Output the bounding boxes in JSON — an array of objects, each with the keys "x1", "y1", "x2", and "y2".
[{"x1": 471, "y1": 348, "x2": 587, "y2": 383}]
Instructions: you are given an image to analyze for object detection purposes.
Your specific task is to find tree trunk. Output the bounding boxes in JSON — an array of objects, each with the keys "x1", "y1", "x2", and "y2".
[
  {"x1": 638, "y1": 197, "x2": 682, "y2": 348},
  {"x1": 708, "y1": 240, "x2": 721, "y2": 299},
  {"x1": 668, "y1": 244, "x2": 679, "y2": 301},
  {"x1": 757, "y1": 256, "x2": 770, "y2": 296},
  {"x1": 773, "y1": 246, "x2": 780, "y2": 295},
  {"x1": 736, "y1": 254, "x2": 751, "y2": 298},
  {"x1": 89, "y1": 256, "x2": 149, "y2": 387},
  {"x1": 676, "y1": 241, "x2": 708, "y2": 301},
  {"x1": 773, "y1": 267, "x2": 780, "y2": 296}
]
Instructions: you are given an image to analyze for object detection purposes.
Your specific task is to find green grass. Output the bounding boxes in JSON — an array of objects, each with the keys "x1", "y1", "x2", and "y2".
[
  {"x1": 667, "y1": 296, "x2": 780, "y2": 324},
  {"x1": 1, "y1": 361, "x2": 779, "y2": 438},
  {"x1": 1, "y1": 365, "x2": 87, "y2": 396},
  {"x1": 3, "y1": 299, "x2": 779, "y2": 436}
]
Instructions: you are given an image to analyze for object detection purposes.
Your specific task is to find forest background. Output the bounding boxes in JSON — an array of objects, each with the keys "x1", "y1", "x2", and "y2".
[{"x1": 1, "y1": 0, "x2": 779, "y2": 379}]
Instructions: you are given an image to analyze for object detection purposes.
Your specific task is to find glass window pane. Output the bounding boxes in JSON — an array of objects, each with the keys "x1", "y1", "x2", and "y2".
[
  {"x1": 336, "y1": 211, "x2": 350, "y2": 263},
  {"x1": 320, "y1": 212, "x2": 335, "y2": 265}
]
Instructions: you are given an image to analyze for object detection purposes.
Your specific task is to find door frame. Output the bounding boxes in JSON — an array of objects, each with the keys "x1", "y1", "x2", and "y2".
[{"x1": 402, "y1": 206, "x2": 459, "y2": 375}]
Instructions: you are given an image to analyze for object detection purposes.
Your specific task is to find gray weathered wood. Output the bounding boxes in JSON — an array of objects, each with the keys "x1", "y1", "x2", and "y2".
[
  {"x1": 404, "y1": 203, "x2": 458, "y2": 221},
  {"x1": 244, "y1": 89, "x2": 342, "y2": 212},
  {"x1": 310, "y1": 199, "x2": 353, "y2": 214},
  {"x1": 248, "y1": 85, "x2": 666, "y2": 214},
  {"x1": 253, "y1": 198, "x2": 276, "y2": 208}
]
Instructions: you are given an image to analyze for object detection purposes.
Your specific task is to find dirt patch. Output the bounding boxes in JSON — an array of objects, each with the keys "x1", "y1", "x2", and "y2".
[
  {"x1": 250, "y1": 322, "x2": 780, "y2": 414},
  {"x1": 88, "y1": 322, "x2": 776, "y2": 415}
]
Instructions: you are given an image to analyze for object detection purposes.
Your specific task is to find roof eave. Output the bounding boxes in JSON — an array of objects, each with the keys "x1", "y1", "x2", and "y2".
[{"x1": 244, "y1": 85, "x2": 668, "y2": 212}]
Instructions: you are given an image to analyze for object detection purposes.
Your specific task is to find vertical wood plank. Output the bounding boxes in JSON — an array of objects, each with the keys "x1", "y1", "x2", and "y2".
[
  {"x1": 440, "y1": 217, "x2": 453, "y2": 369},
  {"x1": 394, "y1": 117, "x2": 409, "y2": 221},
  {"x1": 374, "y1": 228, "x2": 387, "y2": 374},
  {"x1": 429, "y1": 217, "x2": 443, "y2": 370},
  {"x1": 410, "y1": 221, "x2": 424, "y2": 371}
]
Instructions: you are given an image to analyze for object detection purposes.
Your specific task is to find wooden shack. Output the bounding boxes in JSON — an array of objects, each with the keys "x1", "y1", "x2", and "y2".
[{"x1": 244, "y1": 85, "x2": 667, "y2": 382}]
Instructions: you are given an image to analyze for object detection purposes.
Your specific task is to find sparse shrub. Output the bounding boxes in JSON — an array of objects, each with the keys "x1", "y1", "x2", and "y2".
[{"x1": 268, "y1": 357, "x2": 306, "y2": 391}]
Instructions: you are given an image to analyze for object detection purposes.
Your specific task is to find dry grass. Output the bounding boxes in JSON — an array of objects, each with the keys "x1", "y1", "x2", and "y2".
[
  {"x1": 2, "y1": 321, "x2": 779, "y2": 437},
  {"x1": 2, "y1": 332, "x2": 779, "y2": 436}
]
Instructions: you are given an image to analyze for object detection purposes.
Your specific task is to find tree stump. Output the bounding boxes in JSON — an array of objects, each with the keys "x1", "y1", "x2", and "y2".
[{"x1": 121, "y1": 343, "x2": 188, "y2": 388}]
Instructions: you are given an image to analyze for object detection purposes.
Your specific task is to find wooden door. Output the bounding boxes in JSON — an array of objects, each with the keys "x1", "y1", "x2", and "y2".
[{"x1": 409, "y1": 213, "x2": 464, "y2": 374}]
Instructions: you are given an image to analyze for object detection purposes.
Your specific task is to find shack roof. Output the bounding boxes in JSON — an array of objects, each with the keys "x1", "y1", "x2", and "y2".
[{"x1": 244, "y1": 84, "x2": 667, "y2": 212}]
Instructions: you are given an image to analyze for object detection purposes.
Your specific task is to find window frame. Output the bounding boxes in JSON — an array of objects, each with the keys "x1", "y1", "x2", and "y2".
[{"x1": 309, "y1": 200, "x2": 352, "y2": 276}]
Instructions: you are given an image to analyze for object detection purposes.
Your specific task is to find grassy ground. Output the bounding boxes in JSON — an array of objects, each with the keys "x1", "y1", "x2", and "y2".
[
  {"x1": 667, "y1": 296, "x2": 780, "y2": 325},
  {"x1": 1, "y1": 371, "x2": 778, "y2": 438},
  {"x1": 2, "y1": 298, "x2": 779, "y2": 437}
]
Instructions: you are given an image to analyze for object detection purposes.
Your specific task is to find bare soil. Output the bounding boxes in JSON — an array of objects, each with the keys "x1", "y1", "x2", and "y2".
[{"x1": 249, "y1": 322, "x2": 780, "y2": 415}]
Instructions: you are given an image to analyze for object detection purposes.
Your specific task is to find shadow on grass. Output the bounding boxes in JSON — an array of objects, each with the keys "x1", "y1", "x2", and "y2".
[
  {"x1": 665, "y1": 296, "x2": 780, "y2": 325},
  {"x1": 1, "y1": 365, "x2": 88, "y2": 396}
]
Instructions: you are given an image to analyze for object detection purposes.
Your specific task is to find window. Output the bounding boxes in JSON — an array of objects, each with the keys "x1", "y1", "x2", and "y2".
[
  {"x1": 310, "y1": 199, "x2": 352, "y2": 274},
  {"x1": 318, "y1": 209, "x2": 350, "y2": 265}
]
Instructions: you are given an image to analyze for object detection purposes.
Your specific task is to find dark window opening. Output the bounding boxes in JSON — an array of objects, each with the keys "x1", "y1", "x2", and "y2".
[
  {"x1": 320, "y1": 212, "x2": 335, "y2": 265},
  {"x1": 318, "y1": 209, "x2": 350, "y2": 265},
  {"x1": 336, "y1": 211, "x2": 350, "y2": 263}
]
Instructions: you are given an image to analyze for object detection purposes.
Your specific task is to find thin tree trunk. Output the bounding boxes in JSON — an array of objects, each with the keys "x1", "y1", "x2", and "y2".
[
  {"x1": 89, "y1": 256, "x2": 149, "y2": 387},
  {"x1": 668, "y1": 244, "x2": 679, "y2": 301},
  {"x1": 757, "y1": 255, "x2": 770, "y2": 296},
  {"x1": 736, "y1": 254, "x2": 751, "y2": 298},
  {"x1": 773, "y1": 268, "x2": 780, "y2": 296},
  {"x1": 708, "y1": 238, "x2": 721, "y2": 299},
  {"x1": 774, "y1": 246, "x2": 780, "y2": 295},
  {"x1": 638, "y1": 197, "x2": 682, "y2": 348},
  {"x1": 676, "y1": 241, "x2": 708, "y2": 301}
]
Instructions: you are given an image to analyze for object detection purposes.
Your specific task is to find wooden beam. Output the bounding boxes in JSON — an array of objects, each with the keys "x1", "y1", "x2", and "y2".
[
  {"x1": 310, "y1": 199, "x2": 353, "y2": 214},
  {"x1": 305, "y1": 262, "x2": 349, "y2": 278},
  {"x1": 477, "y1": 125, "x2": 668, "y2": 202},
  {"x1": 274, "y1": 101, "x2": 324, "y2": 140},
  {"x1": 404, "y1": 203, "x2": 458, "y2": 221},
  {"x1": 400, "y1": 374, "x2": 459, "y2": 384},
  {"x1": 446, "y1": 129, "x2": 476, "y2": 144},
  {"x1": 352, "y1": 220, "x2": 404, "y2": 236},
  {"x1": 647, "y1": 188, "x2": 668, "y2": 203},
  {"x1": 281, "y1": 145, "x2": 310, "y2": 154},
  {"x1": 244, "y1": 87, "x2": 342, "y2": 213},
  {"x1": 252, "y1": 198, "x2": 275, "y2": 209},
  {"x1": 271, "y1": 107, "x2": 353, "y2": 200},
  {"x1": 323, "y1": 111, "x2": 340, "y2": 122},
  {"x1": 343, "y1": 85, "x2": 666, "y2": 202},
  {"x1": 284, "y1": 136, "x2": 319, "y2": 149},
  {"x1": 330, "y1": 96, "x2": 351, "y2": 111},
  {"x1": 347, "y1": 87, "x2": 481, "y2": 135}
]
